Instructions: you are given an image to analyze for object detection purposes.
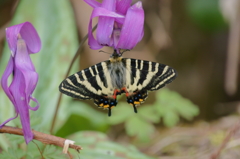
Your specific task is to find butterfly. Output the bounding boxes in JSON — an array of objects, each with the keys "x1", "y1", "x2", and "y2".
[{"x1": 59, "y1": 50, "x2": 177, "y2": 116}]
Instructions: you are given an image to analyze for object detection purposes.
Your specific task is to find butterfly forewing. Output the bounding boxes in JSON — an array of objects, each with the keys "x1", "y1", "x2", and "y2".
[{"x1": 59, "y1": 61, "x2": 110, "y2": 99}]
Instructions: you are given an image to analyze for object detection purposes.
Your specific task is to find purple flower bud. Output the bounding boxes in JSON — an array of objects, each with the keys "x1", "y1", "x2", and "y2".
[{"x1": 0, "y1": 22, "x2": 41, "y2": 144}]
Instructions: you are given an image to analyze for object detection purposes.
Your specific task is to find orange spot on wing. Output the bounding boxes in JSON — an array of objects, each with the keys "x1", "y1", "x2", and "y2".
[
  {"x1": 103, "y1": 105, "x2": 109, "y2": 108},
  {"x1": 134, "y1": 101, "x2": 140, "y2": 105}
]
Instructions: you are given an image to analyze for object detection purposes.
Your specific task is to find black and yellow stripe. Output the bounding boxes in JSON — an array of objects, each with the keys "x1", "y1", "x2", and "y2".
[{"x1": 59, "y1": 50, "x2": 177, "y2": 116}]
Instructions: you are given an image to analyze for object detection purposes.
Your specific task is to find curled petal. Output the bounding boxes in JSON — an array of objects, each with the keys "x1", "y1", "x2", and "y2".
[
  {"x1": 28, "y1": 96, "x2": 40, "y2": 111},
  {"x1": 6, "y1": 22, "x2": 41, "y2": 55},
  {"x1": 91, "y1": 7, "x2": 124, "y2": 20},
  {"x1": 1, "y1": 57, "x2": 15, "y2": 105},
  {"x1": 83, "y1": 0, "x2": 101, "y2": 8},
  {"x1": 116, "y1": 1, "x2": 144, "y2": 49},
  {"x1": 88, "y1": 7, "x2": 124, "y2": 49},
  {"x1": 88, "y1": 21, "x2": 104, "y2": 50},
  {"x1": 0, "y1": 113, "x2": 18, "y2": 128}
]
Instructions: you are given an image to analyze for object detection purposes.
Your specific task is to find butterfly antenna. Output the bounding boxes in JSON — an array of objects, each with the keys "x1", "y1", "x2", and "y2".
[
  {"x1": 121, "y1": 49, "x2": 130, "y2": 55},
  {"x1": 99, "y1": 50, "x2": 111, "y2": 55}
]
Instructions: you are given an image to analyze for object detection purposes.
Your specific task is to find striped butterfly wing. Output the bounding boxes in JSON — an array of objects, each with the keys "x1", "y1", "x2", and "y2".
[
  {"x1": 59, "y1": 61, "x2": 118, "y2": 114},
  {"x1": 59, "y1": 57, "x2": 177, "y2": 116},
  {"x1": 124, "y1": 59, "x2": 177, "y2": 110}
]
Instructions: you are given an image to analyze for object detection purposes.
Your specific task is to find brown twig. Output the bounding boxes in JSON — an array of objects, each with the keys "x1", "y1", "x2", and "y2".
[
  {"x1": 211, "y1": 121, "x2": 240, "y2": 159},
  {"x1": 50, "y1": 24, "x2": 98, "y2": 134},
  {"x1": 0, "y1": 125, "x2": 82, "y2": 152}
]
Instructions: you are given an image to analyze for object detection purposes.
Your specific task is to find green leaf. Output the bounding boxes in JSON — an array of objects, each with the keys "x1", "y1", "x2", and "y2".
[
  {"x1": 162, "y1": 111, "x2": 179, "y2": 127},
  {"x1": 138, "y1": 106, "x2": 160, "y2": 123},
  {"x1": 174, "y1": 98, "x2": 199, "y2": 120},
  {"x1": 0, "y1": 148, "x2": 25, "y2": 159},
  {"x1": 55, "y1": 101, "x2": 109, "y2": 137},
  {"x1": 70, "y1": 131, "x2": 156, "y2": 159},
  {"x1": 70, "y1": 131, "x2": 109, "y2": 146},
  {"x1": 155, "y1": 89, "x2": 199, "y2": 127},
  {"x1": 107, "y1": 103, "x2": 133, "y2": 125},
  {"x1": 25, "y1": 140, "x2": 45, "y2": 158},
  {"x1": 55, "y1": 113, "x2": 108, "y2": 137},
  {"x1": 5, "y1": 133, "x2": 25, "y2": 148},
  {"x1": 42, "y1": 145, "x2": 66, "y2": 159},
  {"x1": 125, "y1": 116, "x2": 155, "y2": 141}
]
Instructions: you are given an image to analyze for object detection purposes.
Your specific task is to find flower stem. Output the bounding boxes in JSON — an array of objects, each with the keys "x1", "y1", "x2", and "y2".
[
  {"x1": 0, "y1": 125, "x2": 82, "y2": 152},
  {"x1": 50, "y1": 24, "x2": 98, "y2": 134}
]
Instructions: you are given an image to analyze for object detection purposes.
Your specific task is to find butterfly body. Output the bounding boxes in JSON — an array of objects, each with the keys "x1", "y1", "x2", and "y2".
[{"x1": 59, "y1": 50, "x2": 177, "y2": 116}]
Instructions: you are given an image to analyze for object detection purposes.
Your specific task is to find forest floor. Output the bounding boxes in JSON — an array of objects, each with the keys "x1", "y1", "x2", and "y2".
[{"x1": 138, "y1": 114, "x2": 240, "y2": 159}]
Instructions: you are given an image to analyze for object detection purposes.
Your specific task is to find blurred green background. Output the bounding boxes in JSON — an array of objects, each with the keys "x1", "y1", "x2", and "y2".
[{"x1": 0, "y1": 0, "x2": 240, "y2": 158}]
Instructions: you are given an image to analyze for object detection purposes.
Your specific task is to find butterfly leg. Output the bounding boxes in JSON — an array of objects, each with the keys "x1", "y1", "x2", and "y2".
[
  {"x1": 113, "y1": 89, "x2": 122, "y2": 99},
  {"x1": 121, "y1": 87, "x2": 129, "y2": 97}
]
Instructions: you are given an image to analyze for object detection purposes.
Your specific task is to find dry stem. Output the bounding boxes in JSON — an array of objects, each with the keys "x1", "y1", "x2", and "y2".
[{"x1": 0, "y1": 126, "x2": 82, "y2": 152}]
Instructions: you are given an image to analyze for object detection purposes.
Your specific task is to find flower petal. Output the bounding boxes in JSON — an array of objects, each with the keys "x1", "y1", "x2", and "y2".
[
  {"x1": 9, "y1": 66, "x2": 33, "y2": 144},
  {"x1": 116, "y1": 0, "x2": 132, "y2": 15},
  {"x1": 1, "y1": 22, "x2": 41, "y2": 144},
  {"x1": 0, "y1": 113, "x2": 18, "y2": 128},
  {"x1": 88, "y1": 20, "x2": 104, "y2": 50},
  {"x1": 6, "y1": 22, "x2": 41, "y2": 55},
  {"x1": 96, "y1": 17, "x2": 115, "y2": 47},
  {"x1": 28, "y1": 96, "x2": 40, "y2": 111},
  {"x1": 1, "y1": 57, "x2": 15, "y2": 104},
  {"x1": 88, "y1": 7, "x2": 124, "y2": 49},
  {"x1": 96, "y1": 0, "x2": 116, "y2": 46},
  {"x1": 101, "y1": 0, "x2": 116, "y2": 10},
  {"x1": 8, "y1": 37, "x2": 39, "y2": 144},
  {"x1": 15, "y1": 38, "x2": 38, "y2": 98},
  {"x1": 83, "y1": 0, "x2": 101, "y2": 8},
  {"x1": 116, "y1": 1, "x2": 144, "y2": 49}
]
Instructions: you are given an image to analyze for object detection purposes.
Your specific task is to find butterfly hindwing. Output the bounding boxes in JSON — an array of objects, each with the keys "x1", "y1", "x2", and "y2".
[
  {"x1": 124, "y1": 58, "x2": 177, "y2": 92},
  {"x1": 124, "y1": 59, "x2": 177, "y2": 109}
]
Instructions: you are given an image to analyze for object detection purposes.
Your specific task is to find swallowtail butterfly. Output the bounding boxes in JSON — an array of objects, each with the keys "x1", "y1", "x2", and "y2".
[{"x1": 59, "y1": 50, "x2": 177, "y2": 116}]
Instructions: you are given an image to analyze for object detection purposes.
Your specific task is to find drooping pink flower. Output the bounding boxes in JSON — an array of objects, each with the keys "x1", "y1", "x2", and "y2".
[
  {"x1": 0, "y1": 22, "x2": 41, "y2": 144},
  {"x1": 84, "y1": 0, "x2": 144, "y2": 52}
]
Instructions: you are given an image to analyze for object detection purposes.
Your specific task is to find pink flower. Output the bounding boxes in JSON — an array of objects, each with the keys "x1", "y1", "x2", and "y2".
[
  {"x1": 0, "y1": 22, "x2": 41, "y2": 144},
  {"x1": 84, "y1": 0, "x2": 144, "y2": 52}
]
